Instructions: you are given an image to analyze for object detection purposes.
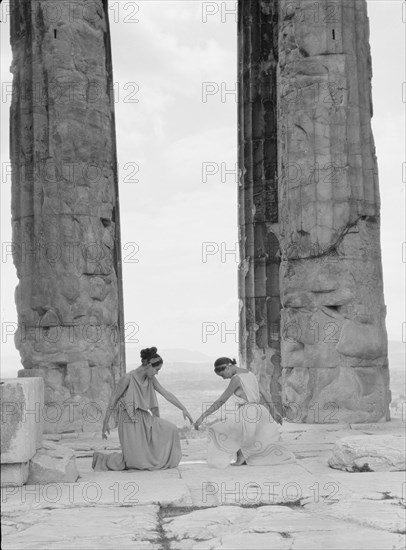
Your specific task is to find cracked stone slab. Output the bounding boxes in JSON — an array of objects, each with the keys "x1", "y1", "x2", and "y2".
[
  {"x1": 174, "y1": 531, "x2": 405, "y2": 550},
  {"x1": 304, "y1": 496, "x2": 406, "y2": 534},
  {"x1": 163, "y1": 505, "x2": 344, "y2": 541},
  {"x1": 170, "y1": 532, "x2": 293, "y2": 550},
  {"x1": 163, "y1": 505, "x2": 406, "y2": 550},
  {"x1": 178, "y1": 463, "x2": 320, "y2": 507},
  {"x1": 297, "y1": 456, "x2": 406, "y2": 499},
  {"x1": 288, "y1": 530, "x2": 405, "y2": 550},
  {"x1": 1, "y1": 471, "x2": 192, "y2": 513},
  {"x1": 2, "y1": 506, "x2": 160, "y2": 550},
  {"x1": 2, "y1": 539, "x2": 158, "y2": 550},
  {"x1": 331, "y1": 471, "x2": 406, "y2": 502}
]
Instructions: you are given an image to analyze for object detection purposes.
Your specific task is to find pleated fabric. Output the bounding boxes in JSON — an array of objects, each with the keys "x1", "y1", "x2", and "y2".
[
  {"x1": 207, "y1": 372, "x2": 296, "y2": 468},
  {"x1": 92, "y1": 371, "x2": 181, "y2": 471}
]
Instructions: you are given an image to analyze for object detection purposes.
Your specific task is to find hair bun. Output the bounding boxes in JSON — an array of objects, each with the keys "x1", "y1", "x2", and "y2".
[
  {"x1": 231, "y1": 358, "x2": 237, "y2": 365},
  {"x1": 140, "y1": 346, "x2": 160, "y2": 362}
]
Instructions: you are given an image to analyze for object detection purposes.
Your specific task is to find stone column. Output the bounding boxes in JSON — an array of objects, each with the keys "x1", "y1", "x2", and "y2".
[
  {"x1": 238, "y1": 0, "x2": 390, "y2": 423},
  {"x1": 238, "y1": 0, "x2": 282, "y2": 413},
  {"x1": 278, "y1": 0, "x2": 390, "y2": 422},
  {"x1": 10, "y1": 0, "x2": 126, "y2": 433}
]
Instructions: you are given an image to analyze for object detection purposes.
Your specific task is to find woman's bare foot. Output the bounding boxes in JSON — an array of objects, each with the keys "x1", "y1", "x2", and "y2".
[{"x1": 232, "y1": 449, "x2": 247, "y2": 466}]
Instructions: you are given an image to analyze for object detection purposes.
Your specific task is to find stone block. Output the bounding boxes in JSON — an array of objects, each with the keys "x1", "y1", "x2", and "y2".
[
  {"x1": 28, "y1": 443, "x2": 79, "y2": 484},
  {"x1": 1, "y1": 378, "x2": 44, "y2": 464},
  {"x1": 0, "y1": 462, "x2": 29, "y2": 487},
  {"x1": 337, "y1": 319, "x2": 387, "y2": 359},
  {"x1": 18, "y1": 365, "x2": 114, "y2": 434},
  {"x1": 328, "y1": 434, "x2": 406, "y2": 472},
  {"x1": 43, "y1": 433, "x2": 62, "y2": 441},
  {"x1": 283, "y1": 365, "x2": 390, "y2": 423}
]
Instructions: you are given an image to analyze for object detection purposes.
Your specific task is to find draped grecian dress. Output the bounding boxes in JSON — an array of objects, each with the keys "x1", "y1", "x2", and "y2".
[
  {"x1": 92, "y1": 371, "x2": 181, "y2": 470},
  {"x1": 207, "y1": 372, "x2": 296, "y2": 468}
]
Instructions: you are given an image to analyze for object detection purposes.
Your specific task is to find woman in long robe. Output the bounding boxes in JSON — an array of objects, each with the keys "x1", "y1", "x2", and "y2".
[
  {"x1": 92, "y1": 347, "x2": 193, "y2": 471},
  {"x1": 194, "y1": 357, "x2": 295, "y2": 468}
]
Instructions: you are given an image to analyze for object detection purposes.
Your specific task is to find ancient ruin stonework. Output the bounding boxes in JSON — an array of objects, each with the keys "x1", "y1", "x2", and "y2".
[
  {"x1": 238, "y1": 0, "x2": 390, "y2": 422},
  {"x1": 238, "y1": 0, "x2": 282, "y2": 414},
  {"x1": 10, "y1": 0, "x2": 390, "y2": 429},
  {"x1": 10, "y1": 0, "x2": 125, "y2": 433}
]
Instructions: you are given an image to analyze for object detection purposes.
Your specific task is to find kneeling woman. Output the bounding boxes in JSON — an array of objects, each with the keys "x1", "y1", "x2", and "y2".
[
  {"x1": 92, "y1": 347, "x2": 193, "y2": 471},
  {"x1": 194, "y1": 357, "x2": 295, "y2": 468}
]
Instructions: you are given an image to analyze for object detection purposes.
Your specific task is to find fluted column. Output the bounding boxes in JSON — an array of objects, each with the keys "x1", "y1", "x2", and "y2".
[
  {"x1": 238, "y1": 0, "x2": 282, "y2": 412},
  {"x1": 238, "y1": 0, "x2": 390, "y2": 423},
  {"x1": 278, "y1": 0, "x2": 390, "y2": 422},
  {"x1": 10, "y1": 0, "x2": 126, "y2": 433}
]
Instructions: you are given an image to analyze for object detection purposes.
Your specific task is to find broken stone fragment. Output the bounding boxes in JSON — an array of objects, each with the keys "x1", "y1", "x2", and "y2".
[
  {"x1": 328, "y1": 434, "x2": 406, "y2": 472},
  {"x1": 28, "y1": 444, "x2": 79, "y2": 484}
]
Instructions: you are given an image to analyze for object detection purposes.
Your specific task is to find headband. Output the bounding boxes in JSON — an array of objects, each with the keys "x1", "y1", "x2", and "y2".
[{"x1": 214, "y1": 362, "x2": 232, "y2": 370}]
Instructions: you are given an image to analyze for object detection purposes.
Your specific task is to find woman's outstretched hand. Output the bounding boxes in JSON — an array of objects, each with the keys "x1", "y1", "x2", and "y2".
[
  {"x1": 182, "y1": 410, "x2": 194, "y2": 425},
  {"x1": 194, "y1": 417, "x2": 203, "y2": 430},
  {"x1": 102, "y1": 425, "x2": 110, "y2": 440}
]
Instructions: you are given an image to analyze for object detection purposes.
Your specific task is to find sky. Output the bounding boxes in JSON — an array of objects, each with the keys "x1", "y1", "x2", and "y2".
[{"x1": 0, "y1": 0, "x2": 405, "y2": 374}]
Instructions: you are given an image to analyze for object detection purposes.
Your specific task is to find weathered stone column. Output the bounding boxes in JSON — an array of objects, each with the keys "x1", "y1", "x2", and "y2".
[
  {"x1": 278, "y1": 0, "x2": 390, "y2": 422},
  {"x1": 238, "y1": 0, "x2": 390, "y2": 422},
  {"x1": 10, "y1": 0, "x2": 126, "y2": 433},
  {"x1": 238, "y1": 0, "x2": 282, "y2": 413}
]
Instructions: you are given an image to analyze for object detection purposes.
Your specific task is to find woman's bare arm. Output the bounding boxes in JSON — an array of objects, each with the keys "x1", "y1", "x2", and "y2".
[
  {"x1": 102, "y1": 374, "x2": 130, "y2": 438},
  {"x1": 152, "y1": 378, "x2": 193, "y2": 423},
  {"x1": 194, "y1": 376, "x2": 240, "y2": 428}
]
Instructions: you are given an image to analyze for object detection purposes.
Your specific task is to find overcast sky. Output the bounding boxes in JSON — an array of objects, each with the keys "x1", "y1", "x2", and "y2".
[{"x1": 0, "y1": 1, "x2": 404, "y2": 374}]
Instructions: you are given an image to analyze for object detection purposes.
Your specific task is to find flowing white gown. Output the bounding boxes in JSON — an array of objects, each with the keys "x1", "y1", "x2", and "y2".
[{"x1": 207, "y1": 372, "x2": 296, "y2": 468}]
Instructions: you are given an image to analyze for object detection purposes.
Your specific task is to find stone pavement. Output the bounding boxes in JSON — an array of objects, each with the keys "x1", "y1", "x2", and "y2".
[{"x1": 1, "y1": 421, "x2": 405, "y2": 549}]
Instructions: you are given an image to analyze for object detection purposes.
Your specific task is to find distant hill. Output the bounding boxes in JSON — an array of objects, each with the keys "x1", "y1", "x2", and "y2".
[
  {"x1": 388, "y1": 340, "x2": 405, "y2": 369},
  {"x1": 1, "y1": 341, "x2": 403, "y2": 379},
  {"x1": 125, "y1": 347, "x2": 215, "y2": 365}
]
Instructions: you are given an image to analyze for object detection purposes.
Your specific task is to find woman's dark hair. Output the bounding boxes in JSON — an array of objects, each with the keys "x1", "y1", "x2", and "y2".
[
  {"x1": 140, "y1": 346, "x2": 163, "y2": 365},
  {"x1": 214, "y1": 357, "x2": 237, "y2": 372}
]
